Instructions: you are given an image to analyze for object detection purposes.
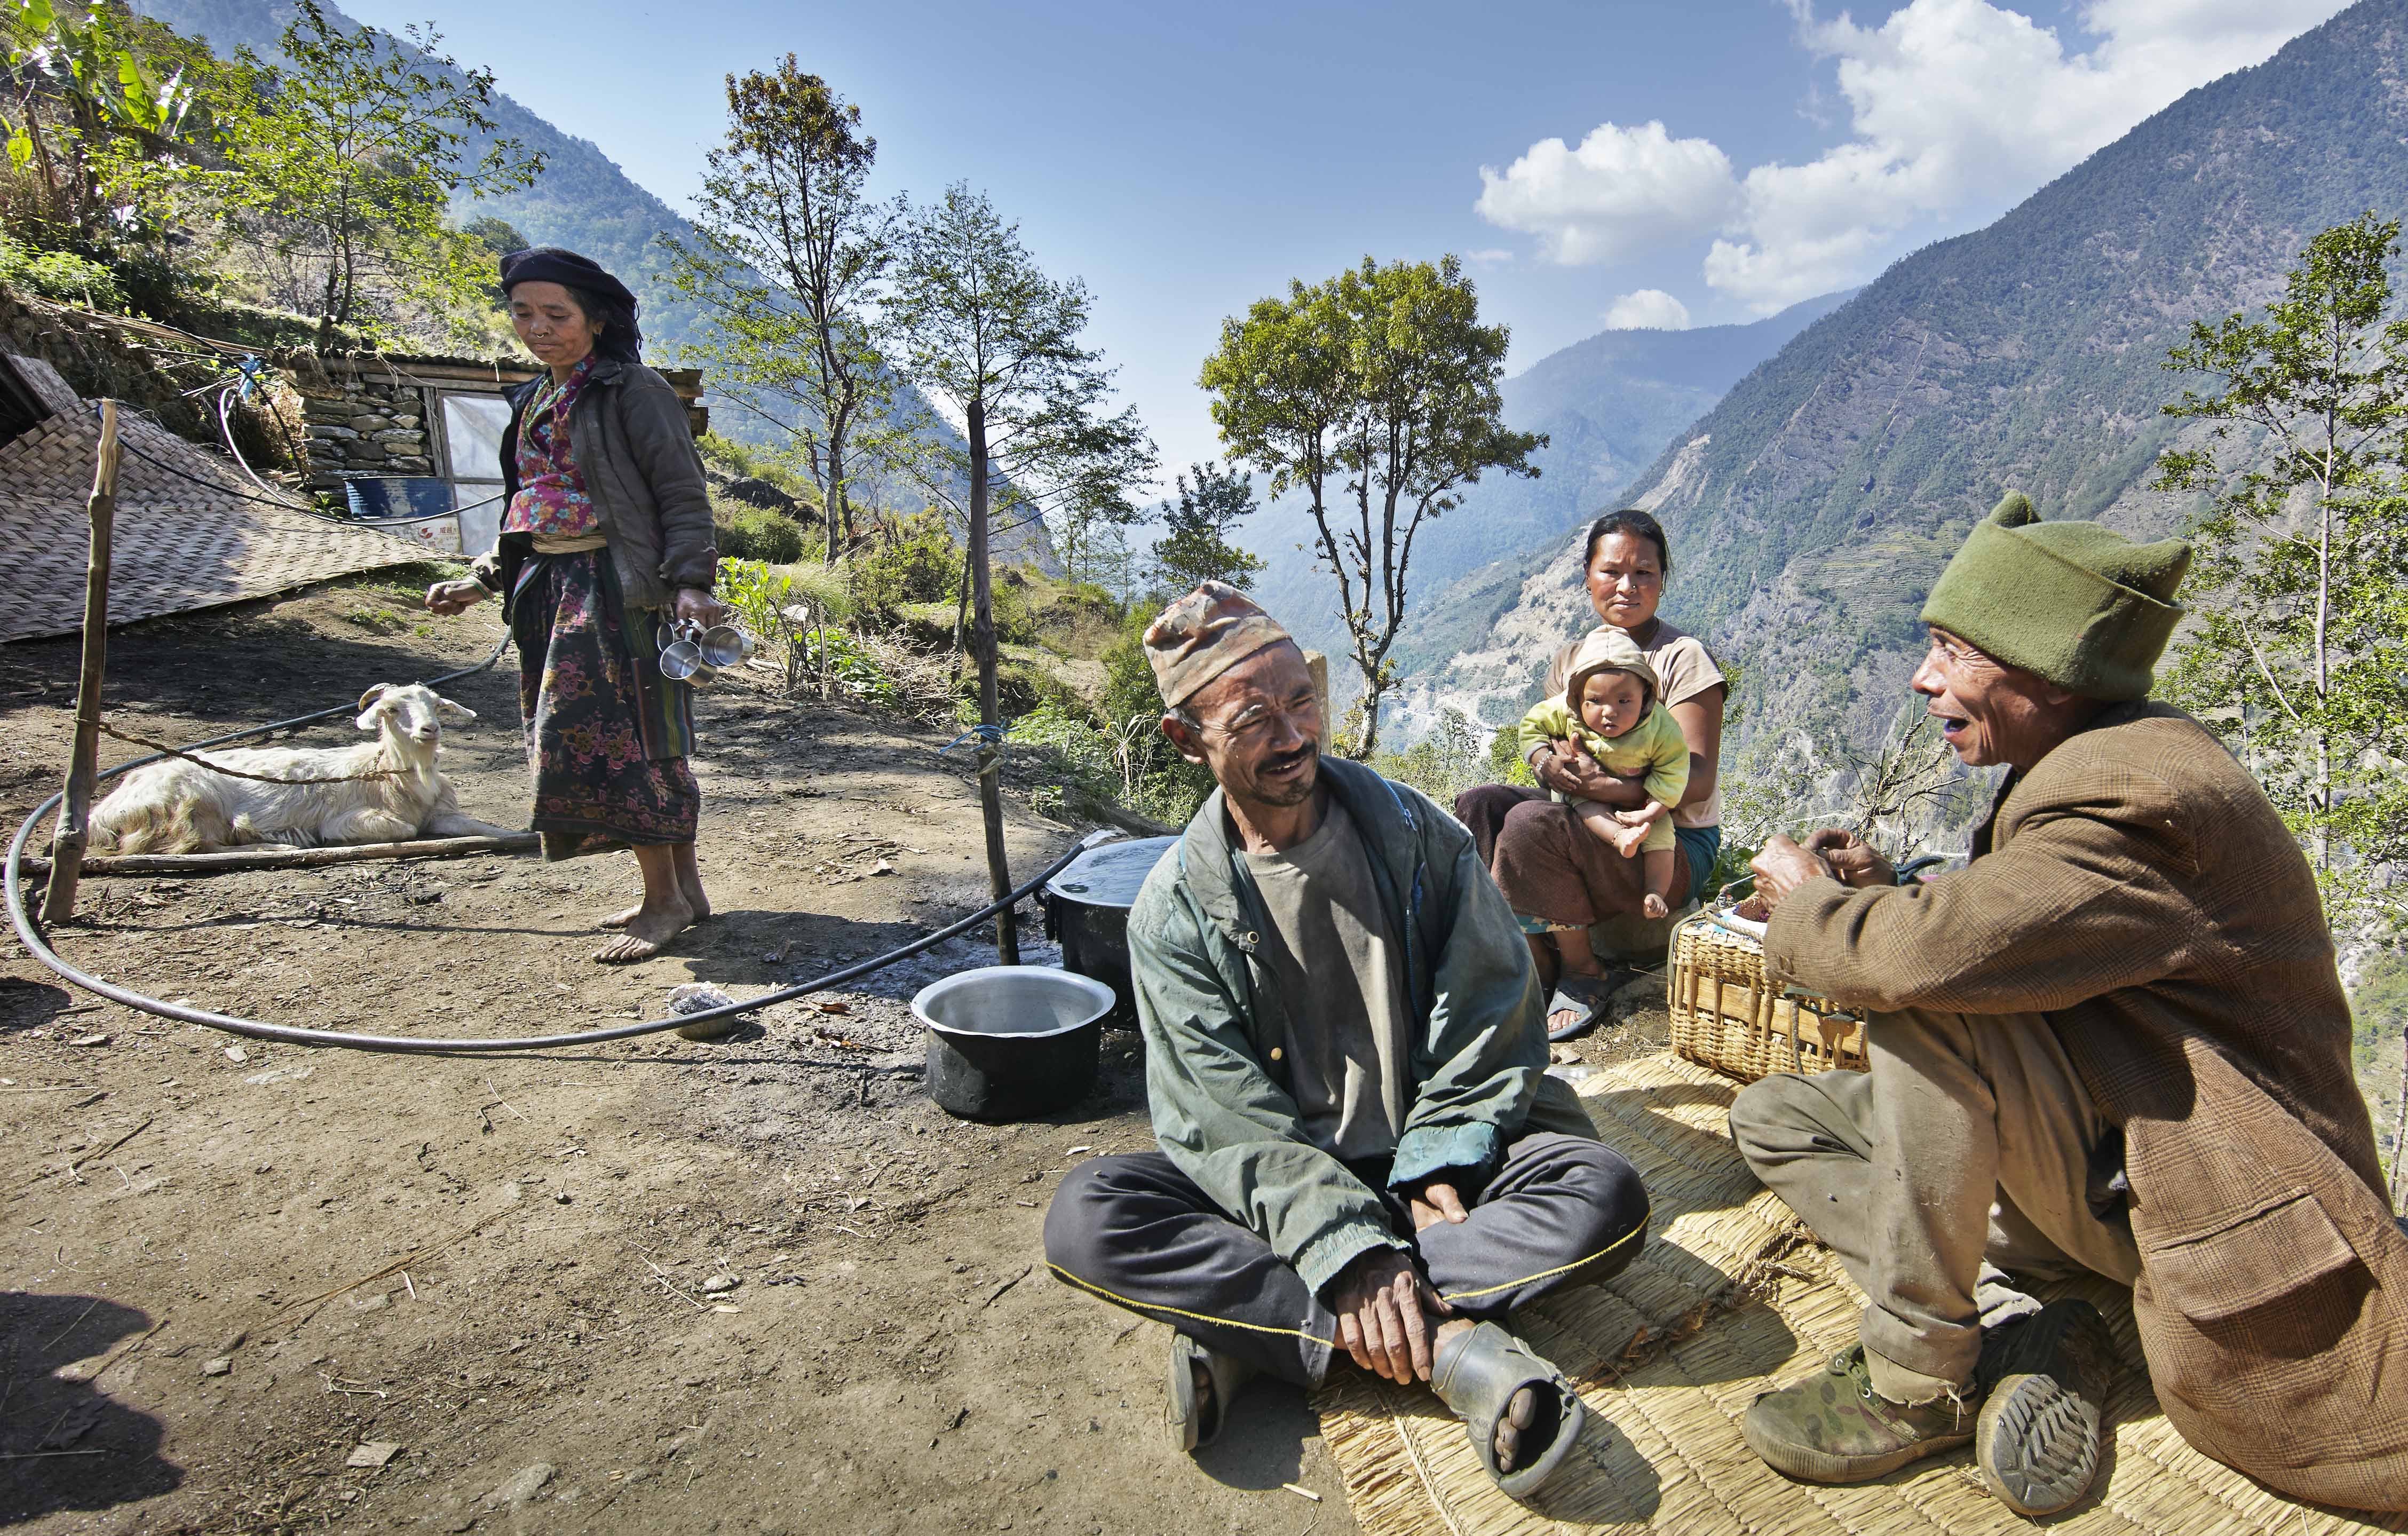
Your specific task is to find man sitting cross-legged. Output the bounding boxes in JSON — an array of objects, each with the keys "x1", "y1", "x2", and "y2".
[
  {"x1": 1044, "y1": 582, "x2": 1649, "y2": 1503},
  {"x1": 1730, "y1": 494, "x2": 2408, "y2": 1517}
]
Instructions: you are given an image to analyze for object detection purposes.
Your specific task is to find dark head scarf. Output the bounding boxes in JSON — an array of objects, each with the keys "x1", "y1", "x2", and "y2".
[{"x1": 500, "y1": 247, "x2": 643, "y2": 362}]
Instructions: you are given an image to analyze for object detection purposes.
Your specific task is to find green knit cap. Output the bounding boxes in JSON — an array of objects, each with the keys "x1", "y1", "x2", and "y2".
[{"x1": 1919, "y1": 493, "x2": 2192, "y2": 701}]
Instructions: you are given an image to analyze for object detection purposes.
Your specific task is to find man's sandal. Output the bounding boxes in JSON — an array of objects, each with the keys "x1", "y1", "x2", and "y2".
[
  {"x1": 1429, "y1": 1321, "x2": 1587, "y2": 1500},
  {"x1": 1167, "y1": 1334, "x2": 1257, "y2": 1453}
]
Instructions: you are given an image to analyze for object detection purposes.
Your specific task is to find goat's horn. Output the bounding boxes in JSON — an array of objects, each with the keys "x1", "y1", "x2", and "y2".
[{"x1": 357, "y1": 685, "x2": 389, "y2": 711}]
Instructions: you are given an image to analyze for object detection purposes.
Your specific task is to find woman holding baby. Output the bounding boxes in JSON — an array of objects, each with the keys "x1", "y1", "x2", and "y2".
[{"x1": 1454, "y1": 509, "x2": 1726, "y2": 1038}]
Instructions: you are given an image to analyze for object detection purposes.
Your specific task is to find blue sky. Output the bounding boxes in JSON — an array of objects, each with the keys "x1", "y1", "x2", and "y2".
[{"x1": 342, "y1": 0, "x2": 2346, "y2": 490}]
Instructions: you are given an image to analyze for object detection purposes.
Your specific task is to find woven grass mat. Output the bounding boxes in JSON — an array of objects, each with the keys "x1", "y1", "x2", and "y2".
[
  {"x1": 1, "y1": 358, "x2": 420, "y2": 643},
  {"x1": 1311, "y1": 1051, "x2": 2406, "y2": 1536}
]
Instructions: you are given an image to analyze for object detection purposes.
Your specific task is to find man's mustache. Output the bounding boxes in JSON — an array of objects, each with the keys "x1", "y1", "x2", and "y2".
[{"x1": 1261, "y1": 742, "x2": 1318, "y2": 775}]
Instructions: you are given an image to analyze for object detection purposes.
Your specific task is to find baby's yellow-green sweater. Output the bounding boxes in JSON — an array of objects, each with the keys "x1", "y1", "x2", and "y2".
[{"x1": 1515, "y1": 699, "x2": 1690, "y2": 852}]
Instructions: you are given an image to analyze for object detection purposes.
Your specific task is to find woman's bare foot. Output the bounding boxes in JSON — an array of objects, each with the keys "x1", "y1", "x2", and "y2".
[
  {"x1": 592, "y1": 895, "x2": 695, "y2": 963},
  {"x1": 599, "y1": 901, "x2": 645, "y2": 931}
]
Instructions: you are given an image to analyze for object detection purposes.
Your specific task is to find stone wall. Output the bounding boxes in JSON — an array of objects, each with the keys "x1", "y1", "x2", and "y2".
[{"x1": 295, "y1": 366, "x2": 441, "y2": 490}]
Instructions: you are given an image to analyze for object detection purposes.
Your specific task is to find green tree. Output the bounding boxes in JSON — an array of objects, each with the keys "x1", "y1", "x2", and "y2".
[
  {"x1": 1202, "y1": 255, "x2": 1541, "y2": 757},
  {"x1": 662, "y1": 59, "x2": 899, "y2": 565},
  {"x1": 1150, "y1": 460, "x2": 1264, "y2": 596},
  {"x1": 204, "y1": 0, "x2": 541, "y2": 337},
  {"x1": 886, "y1": 182, "x2": 1155, "y2": 960},
  {"x1": 2155, "y1": 212, "x2": 2408, "y2": 927}
]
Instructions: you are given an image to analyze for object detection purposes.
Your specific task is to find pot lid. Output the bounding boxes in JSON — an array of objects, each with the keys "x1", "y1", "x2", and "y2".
[{"x1": 1043, "y1": 835, "x2": 1176, "y2": 908}]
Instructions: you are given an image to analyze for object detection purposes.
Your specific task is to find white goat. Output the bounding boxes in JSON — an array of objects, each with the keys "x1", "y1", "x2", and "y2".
[{"x1": 90, "y1": 683, "x2": 512, "y2": 854}]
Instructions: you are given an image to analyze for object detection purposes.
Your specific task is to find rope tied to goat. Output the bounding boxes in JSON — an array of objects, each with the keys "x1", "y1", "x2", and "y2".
[{"x1": 91, "y1": 718, "x2": 405, "y2": 785}]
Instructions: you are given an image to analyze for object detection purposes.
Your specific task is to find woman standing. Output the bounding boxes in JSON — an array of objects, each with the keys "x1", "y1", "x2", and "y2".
[
  {"x1": 1455, "y1": 509, "x2": 1726, "y2": 1036},
  {"x1": 424, "y1": 247, "x2": 723, "y2": 964}
]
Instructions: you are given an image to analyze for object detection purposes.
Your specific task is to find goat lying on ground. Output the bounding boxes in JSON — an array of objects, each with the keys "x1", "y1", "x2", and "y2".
[{"x1": 90, "y1": 684, "x2": 514, "y2": 854}]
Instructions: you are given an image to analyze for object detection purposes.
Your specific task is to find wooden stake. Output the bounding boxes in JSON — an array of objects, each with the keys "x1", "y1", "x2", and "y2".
[
  {"x1": 15, "y1": 832, "x2": 538, "y2": 878},
  {"x1": 42, "y1": 400, "x2": 121, "y2": 925}
]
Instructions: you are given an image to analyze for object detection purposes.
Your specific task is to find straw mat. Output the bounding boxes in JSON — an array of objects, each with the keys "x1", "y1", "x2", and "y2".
[
  {"x1": 0, "y1": 355, "x2": 421, "y2": 643},
  {"x1": 1312, "y1": 1051, "x2": 2406, "y2": 1536}
]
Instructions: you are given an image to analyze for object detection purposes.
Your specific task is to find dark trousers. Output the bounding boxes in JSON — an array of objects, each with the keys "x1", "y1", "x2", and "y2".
[
  {"x1": 1043, "y1": 1131, "x2": 1650, "y2": 1386},
  {"x1": 1454, "y1": 783, "x2": 1697, "y2": 929}
]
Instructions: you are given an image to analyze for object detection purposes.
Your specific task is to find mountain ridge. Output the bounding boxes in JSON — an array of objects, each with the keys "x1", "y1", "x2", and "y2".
[{"x1": 1388, "y1": 0, "x2": 2408, "y2": 754}]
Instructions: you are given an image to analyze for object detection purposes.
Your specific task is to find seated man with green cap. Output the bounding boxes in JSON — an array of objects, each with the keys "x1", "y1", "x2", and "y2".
[
  {"x1": 1043, "y1": 582, "x2": 1650, "y2": 1502},
  {"x1": 1732, "y1": 494, "x2": 2408, "y2": 1516}
]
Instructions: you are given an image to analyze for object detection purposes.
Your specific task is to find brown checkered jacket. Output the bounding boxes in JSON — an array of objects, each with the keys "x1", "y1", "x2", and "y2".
[{"x1": 1767, "y1": 702, "x2": 2408, "y2": 1511}]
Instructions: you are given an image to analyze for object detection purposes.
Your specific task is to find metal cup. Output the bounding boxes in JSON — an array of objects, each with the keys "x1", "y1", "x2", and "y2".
[
  {"x1": 659, "y1": 639, "x2": 717, "y2": 687},
  {"x1": 697, "y1": 623, "x2": 757, "y2": 668}
]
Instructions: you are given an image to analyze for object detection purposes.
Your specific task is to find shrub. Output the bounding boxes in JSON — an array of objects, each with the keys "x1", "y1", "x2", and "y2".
[
  {"x1": 715, "y1": 500, "x2": 811, "y2": 564},
  {"x1": 0, "y1": 236, "x2": 126, "y2": 311},
  {"x1": 854, "y1": 512, "x2": 961, "y2": 608}
]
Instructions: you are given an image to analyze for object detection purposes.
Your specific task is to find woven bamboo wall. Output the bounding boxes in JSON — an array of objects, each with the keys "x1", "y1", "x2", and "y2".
[{"x1": 1, "y1": 355, "x2": 422, "y2": 644}]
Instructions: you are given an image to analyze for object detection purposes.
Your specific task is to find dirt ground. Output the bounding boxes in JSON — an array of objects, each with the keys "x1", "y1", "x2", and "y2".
[{"x1": 0, "y1": 575, "x2": 1668, "y2": 1535}]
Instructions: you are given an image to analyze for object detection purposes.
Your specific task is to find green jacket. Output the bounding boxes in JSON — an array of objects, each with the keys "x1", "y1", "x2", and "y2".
[{"x1": 1128, "y1": 756, "x2": 1597, "y2": 1296}]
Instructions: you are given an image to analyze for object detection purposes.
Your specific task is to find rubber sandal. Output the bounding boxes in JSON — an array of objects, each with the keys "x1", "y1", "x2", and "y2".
[
  {"x1": 1429, "y1": 1321, "x2": 1586, "y2": 1500},
  {"x1": 1166, "y1": 1334, "x2": 1256, "y2": 1453},
  {"x1": 1544, "y1": 975, "x2": 1615, "y2": 1042}
]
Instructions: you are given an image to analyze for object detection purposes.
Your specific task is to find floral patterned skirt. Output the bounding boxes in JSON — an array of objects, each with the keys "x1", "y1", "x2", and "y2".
[{"x1": 509, "y1": 550, "x2": 699, "y2": 860}]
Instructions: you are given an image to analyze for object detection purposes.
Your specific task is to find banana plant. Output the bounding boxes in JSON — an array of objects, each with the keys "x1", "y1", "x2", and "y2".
[{"x1": 6, "y1": 0, "x2": 199, "y2": 211}]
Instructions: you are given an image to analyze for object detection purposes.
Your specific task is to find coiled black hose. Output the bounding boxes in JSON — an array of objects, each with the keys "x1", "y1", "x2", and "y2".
[{"x1": 5, "y1": 636, "x2": 1108, "y2": 1054}]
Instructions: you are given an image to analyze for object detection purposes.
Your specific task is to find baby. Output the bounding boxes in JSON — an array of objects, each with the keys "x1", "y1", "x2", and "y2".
[{"x1": 1514, "y1": 627, "x2": 1691, "y2": 919}]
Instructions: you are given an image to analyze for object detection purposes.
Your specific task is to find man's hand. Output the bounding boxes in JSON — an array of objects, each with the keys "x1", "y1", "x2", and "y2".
[
  {"x1": 1405, "y1": 1179, "x2": 1470, "y2": 1233},
  {"x1": 1801, "y1": 828, "x2": 1895, "y2": 889},
  {"x1": 1329, "y1": 1248, "x2": 1452, "y2": 1383},
  {"x1": 1750, "y1": 834, "x2": 1837, "y2": 912}
]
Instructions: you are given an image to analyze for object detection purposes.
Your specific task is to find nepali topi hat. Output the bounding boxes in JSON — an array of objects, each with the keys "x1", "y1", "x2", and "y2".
[
  {"x1": 1920, "y1": 492, "x2": 2192, "y2": 701},
  {"x1": 1144, "y1": 582, "x2": 1294, "y2": 708}
]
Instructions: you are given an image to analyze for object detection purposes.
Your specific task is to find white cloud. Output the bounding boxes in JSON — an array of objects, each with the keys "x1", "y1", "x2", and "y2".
[
  {"x1": 1475, "y1": 0, "x2": 2348, "y2": 313},
  {"x1": 1706, "y1": 0, "x2": 2351, "y2": 310},
  {"x1": 1464, "y1": 248, "x2": 1516, "y2": 267},
  {"x1": 1474, "y1": 121, "x2": 1738, "y2": 265},
  {"x1": 1603, "y1": 289, "x2": 1693, "y2": 330}
]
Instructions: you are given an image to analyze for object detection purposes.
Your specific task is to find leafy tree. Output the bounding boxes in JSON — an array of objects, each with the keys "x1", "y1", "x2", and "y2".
[
  {"x1": 203, "y1": 0, "x2": 541, "y2": 337},
  {"x1": 4, "y1": 0, "x2": 203, "y2": 236},
  {"x1": 662, "y1": 59, "x2": 899, "y2": 565},
  {"x1": 1150, "y1": 460, "x2": 1264, "y2": 596},
  {"x1": 2155, "y1": 212, "x2": 2408, "y2": 929},
  {"x1": 1202, "y1": 255, "x2": 1541, "y2": 756},
  {"x1": 886, "y1": 183, "x2": 1154, "y2": 959}
]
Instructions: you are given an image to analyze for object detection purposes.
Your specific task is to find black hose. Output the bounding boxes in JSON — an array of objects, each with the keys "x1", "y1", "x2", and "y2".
[{"x1": 4, "y1": 639, "x2": 1109, "y2": 1054}]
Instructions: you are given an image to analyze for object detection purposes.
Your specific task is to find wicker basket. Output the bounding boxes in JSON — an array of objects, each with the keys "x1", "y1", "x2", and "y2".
[{"x1": 1667, "y1": 908, "x2": 1868, "y2": 1084}]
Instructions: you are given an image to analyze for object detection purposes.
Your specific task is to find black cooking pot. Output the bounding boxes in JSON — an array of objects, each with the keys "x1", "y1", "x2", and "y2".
[
  {"x1": 910, "y1": 965, "x2": 1115, "y2": 1122},
  {"x1": 1040, "y1": 835, "x2": 1176, "y2": 1032}
]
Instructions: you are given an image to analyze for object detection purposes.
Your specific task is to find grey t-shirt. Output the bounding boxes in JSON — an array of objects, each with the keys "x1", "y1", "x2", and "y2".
[{"x1": 1239, "y1": 798, "x2": 1413, "y2": 1163}]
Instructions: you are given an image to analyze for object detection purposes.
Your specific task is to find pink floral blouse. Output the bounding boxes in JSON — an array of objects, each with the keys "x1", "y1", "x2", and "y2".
[{"x1": 502, "y1": 357, "x2": 602, "y2": 537}]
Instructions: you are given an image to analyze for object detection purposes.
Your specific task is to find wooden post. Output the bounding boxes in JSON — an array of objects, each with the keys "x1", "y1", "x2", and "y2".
[{"x1": 42, "y1": 400, "x2": 122, "y2": 925}]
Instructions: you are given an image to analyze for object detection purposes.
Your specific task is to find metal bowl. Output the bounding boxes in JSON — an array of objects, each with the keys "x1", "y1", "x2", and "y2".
[{"x1": 910, "y1": 965, "x2": 1114, "y2": 1122}]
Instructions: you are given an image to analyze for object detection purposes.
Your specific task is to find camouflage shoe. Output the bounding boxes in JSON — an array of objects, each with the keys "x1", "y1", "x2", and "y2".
[
  {"x1": 1742, "y1": 1344, "x2": 1978, "y2": 1484},
  {"x1": 1975, "y1": 1300, "x2": 2118, "y2": 1517}
]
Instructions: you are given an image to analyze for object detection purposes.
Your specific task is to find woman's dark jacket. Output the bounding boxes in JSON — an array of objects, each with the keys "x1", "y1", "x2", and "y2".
[{"x1": 467, "y1": 358, "x2": 717, "y2": 616}]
